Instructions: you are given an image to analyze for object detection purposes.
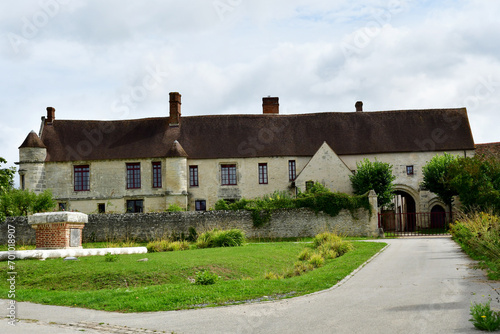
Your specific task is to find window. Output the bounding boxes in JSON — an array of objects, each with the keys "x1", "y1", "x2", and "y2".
[
  {"x1": 221, "y1": 164, "x2": 237, "y2": 185},
  {"x1": 289, "y1": 160, "x2": 296, "y2": 181},
  {"x1": 74, "y1": 165, "x2": 90, "y2": 191},
  {"x1": 306, "y1": 180, "x2": 314, "y2": 192},
  {"x1": 189, "y1": 165, "x2": 199, "y2": 187},
  {"x1": 58, "y1": 202, "x2": 67, "y2": 211},
  {"x1": 98, "y1": 203, "x2": 105, "y2": 214},
  {"x1": 126, "y1": 163, "x2": 141, "y2": 189},
  {"x1": 259, "y1": 163, "x2": 268, "y2": 184},
  {"x1": 195, "y1": 200, "x2": 206, "y2": 211},
  {"x1": 127, "y1": 200, "x2": 143, "y2": 213},
  {"x1": 21, "y1": 175, "x2": 25, "y2": 190},
  {"x1": 406, "y1": 165, "x2": 414, "y2": 176},
  {"x1": 152, "y1": 162, "x2": 162, "y2": 188}
]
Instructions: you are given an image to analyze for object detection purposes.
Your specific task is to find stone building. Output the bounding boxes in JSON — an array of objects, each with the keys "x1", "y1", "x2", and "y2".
[{"x1": 17, "y1": 92, "x2": 475, "y2": 215}]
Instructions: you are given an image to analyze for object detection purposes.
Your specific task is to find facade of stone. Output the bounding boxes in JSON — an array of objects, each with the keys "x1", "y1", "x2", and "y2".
[{"x1": 17, "y1": 93, "x2": 476, "y2": 214}]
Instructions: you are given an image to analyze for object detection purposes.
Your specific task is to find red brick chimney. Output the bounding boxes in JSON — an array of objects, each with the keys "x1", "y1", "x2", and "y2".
[
  {"x1": 169, "y1": 92, "x2": 181, "y2": 126},
  {"x1": 263, "y1": 97, "x2": 279, "y2": 114},
  {"x1": 46, "y1": 107, "x2": 55, "y2": 123},
  {"x1": 355, "y1": 101, "x2": 363, "y2": 112}
]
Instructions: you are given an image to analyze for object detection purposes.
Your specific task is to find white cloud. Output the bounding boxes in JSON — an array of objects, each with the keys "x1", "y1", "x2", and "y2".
[{"x1": 1, "y1": 0, "x2": 499, "y2": 186}]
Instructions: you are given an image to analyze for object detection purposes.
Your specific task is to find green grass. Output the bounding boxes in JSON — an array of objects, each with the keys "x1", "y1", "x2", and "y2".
[{"x1": 0, "y1": 241, "x2": 385, "y2": 312}]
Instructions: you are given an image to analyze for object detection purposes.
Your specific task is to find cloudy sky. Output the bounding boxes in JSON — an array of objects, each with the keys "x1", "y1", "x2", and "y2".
[{"x1": 1, "y1": 0, "x2": 499, "y2": 184}]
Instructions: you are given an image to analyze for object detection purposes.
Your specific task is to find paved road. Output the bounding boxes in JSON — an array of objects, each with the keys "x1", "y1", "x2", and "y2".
[{"x1": 2, "y1": 237, "x2": 500, "y2": 333}]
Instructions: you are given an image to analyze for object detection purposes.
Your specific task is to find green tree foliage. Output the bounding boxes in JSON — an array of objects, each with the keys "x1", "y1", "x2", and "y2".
[
  {"x1": 0, "y1": 157, "x2": 16, "y2": 194},
  {"x1": 0, "y1": 189, "x2": 55, "y2": 219},
  {"x1": 349, "y1": 159, "x2": 395, "y2": 207},
  {"x1": 422, "y1": 154, "x2": 500, "y2": 214},
  {"x1": 421, "y1": 153, "x2": 459, "y2": 208},
  {"x1": 449, "y1": 156, "x2": 500, "y2": 213}
]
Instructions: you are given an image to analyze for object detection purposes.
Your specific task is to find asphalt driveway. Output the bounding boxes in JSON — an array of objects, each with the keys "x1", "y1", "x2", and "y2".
[{"x1": 2, "y1": 237, "x2": 499, "y2": 333}]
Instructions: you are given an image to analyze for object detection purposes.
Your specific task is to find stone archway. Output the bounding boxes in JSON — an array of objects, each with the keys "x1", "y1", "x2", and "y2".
[{"x1": 393, "y1": 190, "x2": 417, "y2": 232}]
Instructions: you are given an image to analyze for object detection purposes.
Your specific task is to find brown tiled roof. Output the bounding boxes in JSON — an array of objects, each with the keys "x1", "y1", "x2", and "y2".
[
  {"x1": 475, "y1": 142, "x2": 500, "y2": 160},
  {"x1": 19, "y1": 131, "x2": 46, "y2": 149},
  {"x1": 38, "y1": 108, "x2": 475, "y2": 162}
]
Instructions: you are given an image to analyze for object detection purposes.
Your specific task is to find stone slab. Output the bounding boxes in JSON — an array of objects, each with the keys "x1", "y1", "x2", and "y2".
[
  {"x1": 0, "y1": 247, "x2": 147, "y2": 261},
  {"x1": 28, "y1": 212, "x2": 88, "y2": 225}
]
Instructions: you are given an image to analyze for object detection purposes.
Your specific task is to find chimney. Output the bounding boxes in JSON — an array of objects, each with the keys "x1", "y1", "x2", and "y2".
[
  {"x1": 169, "y1": 92, "x2": 181, "y2": 126},
  {"x1": 46, "y1": 107, "x2": 55, "y2": 123},
  {"x1": 355, "y1": 101, "x2": 363, "y2": 112},
  {"x1": 263, "y1": 96, "x2": 279, "y2": 114}
]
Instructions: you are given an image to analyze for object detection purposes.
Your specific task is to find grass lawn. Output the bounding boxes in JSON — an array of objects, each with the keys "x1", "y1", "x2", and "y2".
[{"x1": 0, "y1": 241, "x2": 386, "y2": 312}]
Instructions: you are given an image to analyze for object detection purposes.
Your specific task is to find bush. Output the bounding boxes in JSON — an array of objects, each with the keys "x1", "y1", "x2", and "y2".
[
  {"x1": 308, "y1": 253, "x2": 325, "y2": 268},
  {"x1": 146, "y1": 240, "x2": 190, "y2": 253},
  {"x1": 187, "y1": 226, "x2": 198, "y2": 242},
  {"x1": 264, "y1": 272, "x2": 283, "y2": 280},
  {"x1": 214, "y1": 199, "x2": 230, "y2": 211},
  {"x1": 194, "y1": 270, "x2": 219, "y2": 285},
  {"x1": 166, "y1": 203, "x2": 184, "y2": 212},
  {"x1": 298, "y1": 248, "x2": 313, "y2": 261},
  {"x1": 312, "y1": 232, "x2": 354, "y2": 256},
  {"x1": 104, "y1": 253, "x2": 118, "y2": 262},
  {"x1": 195, "y1": 228, "x2": 245, "y2": 248},
  {"x1": 450, "y1": 212, "x2": 500, "y2": 279},
  {"x1": 470, "y1": 300, "x2": 500, "y2": 331}
]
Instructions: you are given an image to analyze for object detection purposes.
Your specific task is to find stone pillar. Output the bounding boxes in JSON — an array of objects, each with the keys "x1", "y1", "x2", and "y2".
[
  {"x1": 368, "y1": 190, "x2": 381, "y2": 237},
  {"x1": 28, "y1": 212, "x2": 88, "y2": 249}
]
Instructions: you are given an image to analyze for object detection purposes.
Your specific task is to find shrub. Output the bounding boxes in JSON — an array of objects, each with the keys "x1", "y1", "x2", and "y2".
[
  {"x1": 313, "y1": 232, "x2": 353, "y2": 256},
  {"x1": 264, "y1": 272, "x2": 283, "y2": 280},
  {"x1": 146, "y1": 240, "x2": 190, "y2": 253},
  {"x1": 287, "y1": 261, "x2": 314, "y2": 277},
  {"x1": 450, "y1": 212, "x2": 500, "y2": 279},
  {"x1": 470, "y1": 300, "x2": 500, "y2": 331},
  {"x1": 196, "y1": 228, "x2": 245, "y2": 248},
  {"x1": 167, "y1": 203, "x2": 184, "y2": 212},
  {"x1": 104, "y1": 253, "x2": 118, "y2": 262},
  {"x1": 298, "y1": 248, "x2": 313, "y2": 261},
  {"x1": 194, "y1": 270, "x2": 219, "y2": 285},
  {"x1": 187, "y1": 226, "x2": 198, "y2": 242},
  {"x1": 214, "y1": 199, "x2": 230, "y2": 211},
  {"x1": 308, "y1": 253, "x2": 325, "y2": 268}
]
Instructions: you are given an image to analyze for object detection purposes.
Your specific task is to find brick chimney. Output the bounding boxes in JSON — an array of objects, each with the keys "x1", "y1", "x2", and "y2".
[
  {"x1": 263, "y1": 97, "x2": 279, "y2": 114},
  {"x1": 355, "y1": 101, "x2": 363, "y2": 112},
  {"x1": 169, "y1": 92, "x2": 181, "y2": 126},
  {"x1": 46, "y1": 107, "x2": 55, "y2": 123}
]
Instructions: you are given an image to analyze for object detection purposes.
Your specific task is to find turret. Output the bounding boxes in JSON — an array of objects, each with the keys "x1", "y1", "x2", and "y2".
[{"x1": 18, "y1": 131, "x2": 47, "y2": 192}]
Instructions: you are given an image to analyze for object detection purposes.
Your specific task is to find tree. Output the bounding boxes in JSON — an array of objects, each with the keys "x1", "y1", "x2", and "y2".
[
  {"x1": 449, "y1": 155, "x2": 500, "y2": 214},
  {"x1": 0, "y1": 157, "x2": 15, "y2": 194},
  {"x1": 350, "y1": 159, "x2": 395, "y2": 207},
  {"x1": 0, "y1": 189, "x2": 55, "y2": 218},
  {"x1": 421, "y1": 153, "x2": 458, "y2": 210}
]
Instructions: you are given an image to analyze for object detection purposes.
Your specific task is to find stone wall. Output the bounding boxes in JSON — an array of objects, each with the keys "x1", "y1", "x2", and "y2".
[{"x1": 0, "y1": 206, "x2": 378, "y2": 245}]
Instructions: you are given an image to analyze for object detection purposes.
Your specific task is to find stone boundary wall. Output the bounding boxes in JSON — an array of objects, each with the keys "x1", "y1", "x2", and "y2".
[{"x1": 0, "y1": 207, "x2": 378, "y2": 245}]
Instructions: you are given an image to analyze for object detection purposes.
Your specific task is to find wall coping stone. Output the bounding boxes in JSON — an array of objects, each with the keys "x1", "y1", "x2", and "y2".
[{"x1": 28, "y1": 212, "x2": 88, "y2": 225}]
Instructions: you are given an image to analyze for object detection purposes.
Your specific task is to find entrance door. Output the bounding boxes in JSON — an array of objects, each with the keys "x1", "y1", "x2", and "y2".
[{"x1": 430, "y1": 205, "x2": 446, "y2": 229}]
